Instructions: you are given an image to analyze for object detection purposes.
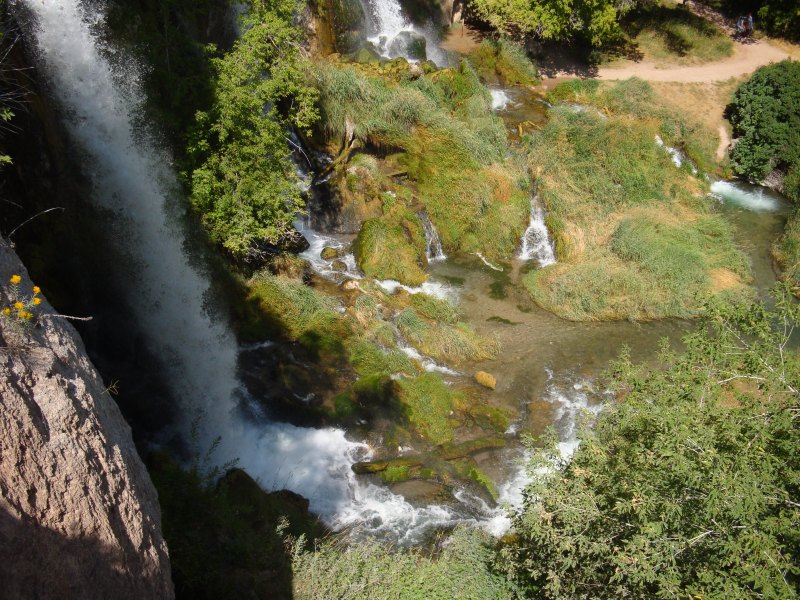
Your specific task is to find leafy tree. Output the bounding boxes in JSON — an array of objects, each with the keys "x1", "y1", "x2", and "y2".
[
  {"x1": 697, "y1": 1, "x2": 800, "y2": 41},
  {"x1": 726, "y1": 60, "x2": 800, "y2": 200},
  {"x1": 468, "y1": 0, "x2": 638, "y2": 47},
  {"x1": 501, "y1": 285, "x2": 800, "y2": 598},
  {"x1": 186, "y1": 0, "x2": 318, "y2": 262}
]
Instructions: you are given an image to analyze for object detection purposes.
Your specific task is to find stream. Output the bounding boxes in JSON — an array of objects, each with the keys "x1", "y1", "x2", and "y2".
[{"x1": 16, "y1": 0, "x2": 792, "y2": 546}]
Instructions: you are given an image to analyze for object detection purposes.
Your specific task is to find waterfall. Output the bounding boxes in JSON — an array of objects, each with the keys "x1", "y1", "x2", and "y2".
[
  {"x1": 363, "y1": 0, "x2": 447, "y2": 65},
  {"x1": 518, "y1": 192, "x2": 556, "y2": 266},
  {"x1": 418, "y1": 211, "x2": 447, "y2": 262},
  {"x1": 18, "y1": 0, "x2": 521, "y2": 543},
  {"x1": 490, "y1": 89, "x2": 512, "y2": 111},
  {"x1": 710, "y1": 180, "x2": 784, "y2": 213}
]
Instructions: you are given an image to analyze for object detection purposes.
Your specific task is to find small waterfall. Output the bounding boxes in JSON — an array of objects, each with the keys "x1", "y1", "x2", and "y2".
[
  {"x1": 518, "y1": 192, "x2": 556, "y2": 266},
  {"x1": 490, "y1": 89, "x2": 512, "y2": 111},
  {"x1": 710, "y1": 180, "x2": 784, "y2": 213},
  {"x1": 363, "y1": 0, "x2": 447, "y2": 65},
  {"x1": 418, "y1": 211, "x2": 446, "y2": 262},
  {"x1": 294, "y1": 218, "x2": 363, "y2": 281},
  {"x1": 655, "y1": 134, "x2": 698, "y2": 174},
  {"x1": 20, "y1": 0, "x2": 524, "y2": 544}
]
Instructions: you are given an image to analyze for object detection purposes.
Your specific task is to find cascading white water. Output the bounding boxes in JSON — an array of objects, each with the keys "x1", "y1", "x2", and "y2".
[
  {"x1": 19, "y1": 0, "x2": 533, "y2": 543},
  {"x1": 655, "y1": 134, "x2": 698, "y2": 174},
  {"x1": 363, "y1": 0, "x2": 447, "y2": 65},
  {"x1": 418, "y1": 211, "x2": 447, "y2": 262},
  {"x1": 710, "y1": 180, "x2": 784, "y2": 213},
  {"x1": 518, "y1": 193, "x2": 556, "y2": 266},
  {"x1": 490, "y1": 89, "x2": 512, "y2": 111}
]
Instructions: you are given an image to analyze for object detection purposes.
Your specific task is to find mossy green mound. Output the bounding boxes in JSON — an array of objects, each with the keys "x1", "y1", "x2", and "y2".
[
  {"x1": 354, "y1": 217, "x2": 427, "y2": 285},
  {"x1": 394, "y1": 373, "x2": 460, "y2": 445},
  {"x1": 397, "y1": 308, "x2": 499, "y2": 364}
]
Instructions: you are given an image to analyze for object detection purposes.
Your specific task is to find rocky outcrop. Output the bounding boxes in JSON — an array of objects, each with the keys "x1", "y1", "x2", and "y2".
[{"x1": 0, "y1": 236, "x2": 173, "y2": 599}]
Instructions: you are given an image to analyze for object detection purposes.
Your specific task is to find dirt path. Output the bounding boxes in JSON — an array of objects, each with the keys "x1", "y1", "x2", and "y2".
[{"x1": 596, "y1": 39, "x2": 792, "y2": 83}]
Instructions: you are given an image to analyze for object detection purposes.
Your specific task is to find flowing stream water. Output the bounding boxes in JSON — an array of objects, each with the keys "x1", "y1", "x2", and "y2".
[{"x1": 17, "y1": 0, "x2": 791, "y2": 547}]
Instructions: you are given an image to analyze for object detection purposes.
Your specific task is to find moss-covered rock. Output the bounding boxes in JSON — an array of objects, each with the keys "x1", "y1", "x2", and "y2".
[
  {"x1": 387, "y1": 31, "x2": 427, "y2": 61},
  {"x1": 320, "y1": 246, "x2": 340, "y2": 260},
  {"x1": 475, "y1": 371, "x2": 497, "y2": 390},
  {"x1": 354, "y1": 218, "x2": 427, "y2": 286}
]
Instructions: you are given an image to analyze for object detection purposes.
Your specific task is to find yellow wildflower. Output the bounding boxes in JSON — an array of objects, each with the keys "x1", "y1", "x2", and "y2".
[
  {"x1": 1, "y1": 308, "x2": 9, "y2": 316},
  {"x1": 23, "y1": 312, "x2": 32, "y2": 320},
  {"x1": 32, "y1": 297, "x2": 41, "y2": 306},
  {"x1": 13, "y1": 301, "x2": 23, "y2": 310},
  {"x1": 32, "y1": 286, "x2": 41, "y2": 295},
  {"x1": 9, "y1": 274, "x2": 21, "y2": 285}
]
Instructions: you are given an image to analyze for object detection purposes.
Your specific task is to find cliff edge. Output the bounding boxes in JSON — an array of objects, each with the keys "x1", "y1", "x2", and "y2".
[{"x1": 0, "y1": 236, "x2": 173, "y2": 599}]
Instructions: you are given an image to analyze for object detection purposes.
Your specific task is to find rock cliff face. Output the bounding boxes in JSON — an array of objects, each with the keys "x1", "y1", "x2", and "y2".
[{"x1": 0, "y1": 236, "x2": 173, "y2": 599}]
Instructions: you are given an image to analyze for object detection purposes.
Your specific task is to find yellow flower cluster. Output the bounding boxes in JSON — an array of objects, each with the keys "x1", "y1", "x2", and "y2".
[{"x1": 2, "y1": 274, "x2": 41, "y2": 324}]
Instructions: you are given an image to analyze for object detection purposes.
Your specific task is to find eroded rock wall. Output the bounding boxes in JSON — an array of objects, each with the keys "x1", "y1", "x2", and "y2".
[{"x1": 0, "y1": 236, "x2": 173, "y2": 599}]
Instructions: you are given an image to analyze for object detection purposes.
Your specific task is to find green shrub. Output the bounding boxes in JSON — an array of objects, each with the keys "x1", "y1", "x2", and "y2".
[
  {"x1": 727, "y1": 60, "x2": 800, "y2": 199},
  {"x1": 503, "y1": 290, "x2": 800, "y2": 598}
]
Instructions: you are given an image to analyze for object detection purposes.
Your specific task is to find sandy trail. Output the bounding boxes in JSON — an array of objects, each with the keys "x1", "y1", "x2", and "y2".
[{"x1": 596, "y1": 39, "x2": 792, "y2": 83}]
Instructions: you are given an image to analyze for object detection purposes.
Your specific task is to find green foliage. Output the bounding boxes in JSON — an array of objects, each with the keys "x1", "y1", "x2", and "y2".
[
  {"x1": 394, "y1": 372, "x2": 459, "y2": 444},
  {"x1": 469, "y1": 0, "x2": 633, "y2": 46},
  {"x1": 700, "y1": 0, "x2": 800, "y2": 41},
  {"x1": 292, "y1": 527, "x2": 514, "y2": 599},
  {"x1": 773, "y1": 207, "x2": 800, "y2": 293},
  {"x1": 348, "y1": 336, "x2": 419, "y2": 377},
  {"x1": 502, "y1": 288, "x2": 800, "y2": 598},
  {"x1": 246, "y1": 272, "x2": 348, "y2": 353},
  {"x1": 468, "y1": 38, "x2": 539, "y2": 85},
  {"x1": 186, "y1": 0, "x2": 319, "y2": 260},
  {"x1": 727, "y1": 60, "x2": 800, "y2": 199}
]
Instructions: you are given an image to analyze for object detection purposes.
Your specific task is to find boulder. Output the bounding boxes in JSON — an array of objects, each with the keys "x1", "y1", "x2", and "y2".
[
  {"x1": 331, "y1": 259, "x2": 348, "y2": 272},
  {"x1": 387, "y1": 31, "x2": 427, "y2": 61},
  {"x1": 474, "y1": 371, "x2": 497, "y2": 390},
  {"x1": 320, "y1": 246, "x2": 340, "y2": 260},
  {"x1": 330, "y1": 0, "x2": 366, "y2": 53}
]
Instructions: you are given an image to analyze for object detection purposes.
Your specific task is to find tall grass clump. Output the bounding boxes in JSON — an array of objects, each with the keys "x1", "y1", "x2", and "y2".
[
  {"x1": 397, "y1": 308, "x2": 499, "y2": 363},
  {"x1": 246, "y1": 272, "x2": 348, "y2": 352},
  {"x1": 394, "y1": 372, "x2": 459, "y2": 444},
  {"x1": 348, "y1": 336, "x2": 418, "y2": 377},
  {"x1": 354, "y1": 218, "x2": 427, "y2": 285},
  {"x1": 469, "y1": 38, "x2": 539, "y2": 86}
]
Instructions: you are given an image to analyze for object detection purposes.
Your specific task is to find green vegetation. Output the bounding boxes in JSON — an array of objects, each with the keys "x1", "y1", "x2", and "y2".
[
  {"x1": 354, "y1": 217, "x2": 427, "y2": 286},
  {"x1": 523, "y1": 79, "x2": 750, "y2": 320},
  {"x1": 292, "y1": 527, "x2": 513, "y2": 599},
  {"x1": 606, "y1": 1, "x2": 733, "y2": 66},
  {"x1": 469, "y1": 0, "x2": 634, "y2": 46},
  {"x1": 409, "y1": 292, "x2": 462, "y2": 324},
  {"x1": 468, "y1": 38, "x2": 539, "y2": 85},
  {"x1": 394, "y1": 372, "x2": 460, "y2": 444},
  {"x1": 186, "y1": 0, "x2": 318, "y2": 261},
  {"x1": 246, "y1": 272, "x2": 348, "y2": 353},
  {"x1": 397, "y1": 308, "x2": 499, "y2": 363},
  {"x1": 502, "y1": 288, "x2": 800, "y2": 598},
  {"x1": 314, "y1": 60, "x2": 529, "y2": 260},
  {"x1": 348, "y1": 336, "x2": 418, "y2": 377},
  {"x1": 726, "y1": 61, "x2": 800, "y2": 200}
]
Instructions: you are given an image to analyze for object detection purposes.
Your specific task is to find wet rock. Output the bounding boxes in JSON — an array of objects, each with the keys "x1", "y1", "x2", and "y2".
[
  {"x1": 342, "y1": 279, "x2": 360, "y2": 291},
  {"x1": 388, "y1": 31, "x2": 427, "y2": 61},
  {"x1": 331, "y1": 259, "x2": 348, "y2": 272},
  {"x1": 475, "y1": 371, "x2": 497, "y2": 390},
  {"x1": 320, "y1": 246, "x2": 340, "y2": 260},
  {"x1": 351, "y1": 43, "x2": 381, "y2": 64}
]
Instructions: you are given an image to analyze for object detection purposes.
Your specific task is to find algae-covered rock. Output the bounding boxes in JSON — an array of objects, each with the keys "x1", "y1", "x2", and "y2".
[
  {"x1": 387, "y1": 31, "x2": 427, "y2": 61},
  {"x1": 331, "y1": 259, "x2": 348, "y2": 272},
  {"x1": 354, "y1": 218, "x2": 427, "y2": 286},
  {"x1": 320, "y1": 246, "x2": 340, "y2": 260},
  {"x1": 351, "y1": 43, "x2": 382, "y2": 64},
  {"x1": 329, "y1": 0, "x2": 366, "y2": 53},
  {"x1": 475, "y1": 371, "x2": 497, "y2": 390}
]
